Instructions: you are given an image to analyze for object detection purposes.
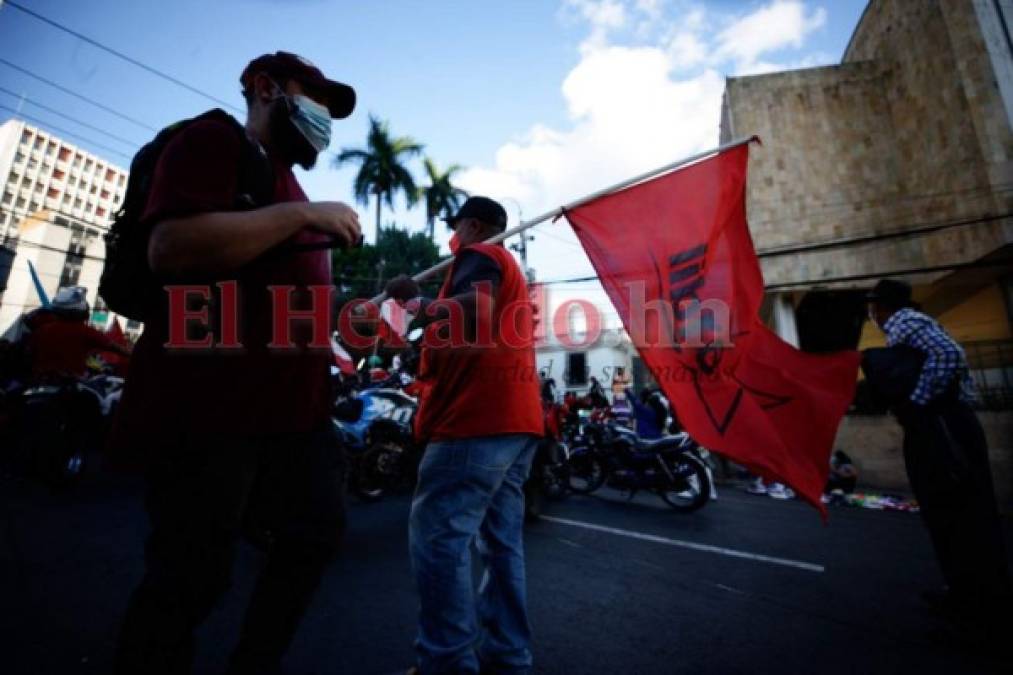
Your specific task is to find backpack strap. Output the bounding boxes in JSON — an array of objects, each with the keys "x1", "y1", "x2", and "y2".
[{"x1": 189, "y1": 109, "x2": 275, "y2": 210}]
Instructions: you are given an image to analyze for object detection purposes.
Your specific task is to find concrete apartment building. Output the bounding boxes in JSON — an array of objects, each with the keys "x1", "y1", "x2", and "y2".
[
  {"x1": 0, "y1": 118, "x2": 129, "y2": 339},
  {"x1": 720, "y1": 0, "x2": 1013, "y2": 506}
]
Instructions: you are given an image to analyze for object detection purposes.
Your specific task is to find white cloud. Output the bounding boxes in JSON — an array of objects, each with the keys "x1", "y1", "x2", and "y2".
[
  {"x1": 667, "y1": 30, "x2": 708, "y2": 69},
  {"x1": 459, "y1": 0, "x2": 833, "y2": 284},
  {"x1": 715, "y1": 0, "x2": 827, "y2": 73},
  {"x1": 563, "y1": 0, "x2": 629, "y2": 51}
]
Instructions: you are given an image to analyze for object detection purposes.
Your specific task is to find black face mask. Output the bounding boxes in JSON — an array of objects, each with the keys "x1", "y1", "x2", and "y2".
[{"x1": 267, "y1": 95, "x2": 319, "y2": 170}]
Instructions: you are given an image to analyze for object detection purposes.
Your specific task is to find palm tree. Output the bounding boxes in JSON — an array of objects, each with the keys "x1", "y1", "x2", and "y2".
[
  {"x1": 418, "y1": 158, "x2": 468, "y2": 239},
  {"x1": 334, "y1": 115, "x2": 424, "y2": 240}
]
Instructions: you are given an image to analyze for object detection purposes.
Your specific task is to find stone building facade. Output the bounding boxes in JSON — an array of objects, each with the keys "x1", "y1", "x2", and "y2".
[{"x1": 720, "y1": 0, "x2": 1013, "y2": 506}]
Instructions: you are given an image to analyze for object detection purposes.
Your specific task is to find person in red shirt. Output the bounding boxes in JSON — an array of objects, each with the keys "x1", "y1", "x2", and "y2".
[
  {"x1": 112, "y1": 52, "x2": 361, "y2": 675},
  {"x1": 385, "y1": 197, "x2": 542, "y2": 675}
]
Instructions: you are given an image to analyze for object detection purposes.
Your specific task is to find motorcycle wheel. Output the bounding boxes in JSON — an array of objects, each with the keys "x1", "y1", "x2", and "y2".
[
  {"x1": 353, "y1": 441, "x2": 402, "y2": 502},
  {"x1": 524, "y1": 480, "x2": 545, "y2": 521},
  {"x1": 658, "y1": 454, "x2": 711, "y2": 512},
  {"x1": 566, "y1": 453, "x2": 606, "y2": 495},
  {"x1": 542, "y1": 464, "x2": 569, "y2": 500}
]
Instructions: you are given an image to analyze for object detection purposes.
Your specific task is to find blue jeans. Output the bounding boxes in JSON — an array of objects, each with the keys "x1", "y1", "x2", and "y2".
[{"x1": 409, "y1": 433, "x2": 538, "y2": 675}]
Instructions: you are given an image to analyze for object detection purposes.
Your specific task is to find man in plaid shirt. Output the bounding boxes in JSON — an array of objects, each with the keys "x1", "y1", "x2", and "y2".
[
  {"x1": 881, "y1": 305, "x2": 976, "y2": 406},
  {"x1": 867, "y1": 279, "x2": 1010, "y2": 646}
]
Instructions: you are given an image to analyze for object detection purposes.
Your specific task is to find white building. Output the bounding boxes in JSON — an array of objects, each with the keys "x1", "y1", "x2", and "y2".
[
  {"x1": 536, "y1": 327, "x2": 638, "y2": 402},
  {"x1": 0, "y1": 118, "x2": 130, "y2": 339}
]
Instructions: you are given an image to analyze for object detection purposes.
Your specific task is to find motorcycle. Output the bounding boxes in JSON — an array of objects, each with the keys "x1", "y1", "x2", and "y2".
[
  {"x1": 565, "y1": 421, "x2": 712, "y2": 512},
  {"x1": 1, "y1": 371, "x2": 122, "y2": 488},
  {"x1": 523, "y1": 401, "x2": 573, "y2": 520},
  {"x1": 333, "y1": 380, "x2": 420, "y2": 502}
]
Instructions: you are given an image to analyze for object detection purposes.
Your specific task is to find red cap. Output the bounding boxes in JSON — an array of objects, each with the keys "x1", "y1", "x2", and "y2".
[{"x1": 241, "y1": 51, "x2": 356, "y2": 119}]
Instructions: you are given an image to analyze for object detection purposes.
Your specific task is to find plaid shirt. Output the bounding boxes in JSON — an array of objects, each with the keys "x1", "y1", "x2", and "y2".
[{"x1": 883, "y1": 308, "x2": 975, "y2": 405}]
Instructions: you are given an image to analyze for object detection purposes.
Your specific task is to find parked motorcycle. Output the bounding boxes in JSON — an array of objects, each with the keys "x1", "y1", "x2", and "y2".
[
  {"x1": 1, "y1": 372, "x2": 122, "y2": 488},
  {"x1": 565, "y1": 421, "x2": 712, "y2": 512},
  {"x1": 334, "y1": 383, "x2": 419, "y2": 502}
]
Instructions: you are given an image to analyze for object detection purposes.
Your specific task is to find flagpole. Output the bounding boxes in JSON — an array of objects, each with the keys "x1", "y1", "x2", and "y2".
[{"x1": 367, "y1": 135, "x2": 758, "y2": 304}]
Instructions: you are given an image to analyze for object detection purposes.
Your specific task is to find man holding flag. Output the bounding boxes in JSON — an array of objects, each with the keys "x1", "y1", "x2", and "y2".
[{"x1": 385, "y1": 196, "x2": 543, "y2": 675}]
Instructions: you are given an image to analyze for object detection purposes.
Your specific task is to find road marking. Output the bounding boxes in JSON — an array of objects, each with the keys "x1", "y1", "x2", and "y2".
[{"x1": 541, "y1": 516, "x2": 825, "y2": 573}]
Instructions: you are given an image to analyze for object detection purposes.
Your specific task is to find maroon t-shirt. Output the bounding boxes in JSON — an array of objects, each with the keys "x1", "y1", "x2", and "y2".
[{"x1": 112, "y1": 118, "x2": 333, "y2": 446}]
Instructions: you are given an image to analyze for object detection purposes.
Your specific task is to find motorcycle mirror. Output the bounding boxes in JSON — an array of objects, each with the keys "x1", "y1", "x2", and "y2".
[{"x1": 407, "y1": 327, "x2": 424, "y2": 342}]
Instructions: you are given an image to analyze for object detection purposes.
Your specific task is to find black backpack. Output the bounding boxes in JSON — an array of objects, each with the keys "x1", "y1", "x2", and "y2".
[{"x1": 99, "y1": 109, "x2": 273, "y2": 322}]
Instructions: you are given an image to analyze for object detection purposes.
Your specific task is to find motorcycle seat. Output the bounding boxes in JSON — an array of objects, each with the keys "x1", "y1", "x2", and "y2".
[{"x1": 635, "y1": 437, "x2": 683, "y2": 452}]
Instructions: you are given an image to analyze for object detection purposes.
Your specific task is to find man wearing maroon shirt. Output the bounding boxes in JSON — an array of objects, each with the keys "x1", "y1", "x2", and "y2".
[{"x1": 113, "y1": 53, "x2": 361, "y2": 675}]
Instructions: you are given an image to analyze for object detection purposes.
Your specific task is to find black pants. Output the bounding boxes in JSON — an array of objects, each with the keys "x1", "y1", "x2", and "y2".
[
  {"x1": 900, "y1": 401, "x2": 1011, "y2": 615},
  {"x1": 114, "y1": 427, "x2": 347, "y2": 675}
]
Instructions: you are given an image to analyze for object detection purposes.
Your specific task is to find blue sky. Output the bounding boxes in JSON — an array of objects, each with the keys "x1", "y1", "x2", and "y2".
[{"x1": 0, "y1": 0, "x2": 868, "y2": 299}]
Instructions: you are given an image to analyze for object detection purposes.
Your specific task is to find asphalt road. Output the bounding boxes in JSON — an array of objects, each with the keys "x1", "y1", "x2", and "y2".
[{"x1": 2, "y1": 472, "x2": 1010, "y2": 675}]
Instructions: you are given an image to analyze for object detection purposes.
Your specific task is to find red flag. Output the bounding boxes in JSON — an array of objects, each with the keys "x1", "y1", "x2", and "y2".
[
  {"x1": 564, "y1": 143, "x2": 860, "y2": 514},
  {"x1": 330, "y1": 336, "x2": 356, "y2": 376},
  {"x1": 105, "y1": 318, "x2": 128, "y2": 346},
  {"x1": 376, "y1": 298, "x2": 410, "y2": 347}
]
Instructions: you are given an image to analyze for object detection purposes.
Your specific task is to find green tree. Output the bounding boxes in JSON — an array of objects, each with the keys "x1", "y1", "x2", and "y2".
[
  {"x1": 418, "y1": 157, "x2": 468, "y2": 239},
  {"x1": 334, "y1": 115, "x2": 424, "y2": 241},
  {"x1": 332, "y1": 226, "x2": 443, "y2": 304}
]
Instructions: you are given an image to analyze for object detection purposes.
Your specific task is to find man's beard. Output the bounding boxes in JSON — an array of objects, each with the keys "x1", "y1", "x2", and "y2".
[{"x1": 268, "y1": 98, "x2": 319, "y2": 170}]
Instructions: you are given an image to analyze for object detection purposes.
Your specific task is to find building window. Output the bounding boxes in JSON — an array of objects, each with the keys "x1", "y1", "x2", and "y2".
[
  {"x1": 72, "y1": 156, "x2": 82, "y2": 168},
  {"x1": 564, "y1": 352, "x2": 589, "y2": 386},
  {"x1": 33, "y1": 137, "x2": 43, "y2": 150},
  {"x1": 14, "y1": 152, "x2": 25, "y2": 164},
  {"x1": 74, "y1": 198, "x2": 82, "y2": 209},
  {"x1": 47, "y1": 187, "x2": 59, "y2": 199},
  {"x1": 21, "y1": 130, "x2": 31, "y2": 143},
  {"x1": 34, "y1": 183, "x2": 43, "y2": 194},
  {"x1": 53, "y1": 169, "x2": 65, "y2": 180},
  {"x1": 27, "y1": 159, "x2": 37, "y2": 170},
  {"x1": 100, "y1": 189, "x2": 110, "y2": 199},
  {"x1": 29, "y1": 201, "x2": 40, "y2": 211},
  {"x1": 84, "y1": 159, "x2": 93, "y2": 172},
  {"x1": 15, "y1": 196, "x2": 26, "y2": 208},
  {"x1": 45, "y1": 142, "x2": 56, "y2": 156},
  {"x1": 2, "y1": 191, "x2": 12, "y2": 205},
  {"x1": 58, "y1": 147, "x2": 71, "y2": 162},
  {"x1": 118, "y1": 175, "x2": 125, "y2": 187},
  {"x1": 21, "y1": 176, "x2": 31, "y2": 187}
]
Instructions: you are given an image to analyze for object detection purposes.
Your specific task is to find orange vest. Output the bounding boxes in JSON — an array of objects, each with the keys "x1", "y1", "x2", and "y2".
[{"x1": 414, "y1": 243, "x2": 543, "y2": 442}]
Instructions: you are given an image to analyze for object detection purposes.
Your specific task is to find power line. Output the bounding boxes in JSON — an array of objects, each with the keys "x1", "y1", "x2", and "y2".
[
  {"x1": 3, "y1": 1, "x2": 243, "y2": 114},
  {"x1": 0, "y1": 86, "x2": 142, "y2": 148},
  {"x1": 0, "y1": 104, "x2": 134, "y2": 162},
  {"x1": 0, "y1": 57, "x2": 158, "y2": 132},
  {"x1": 757, "y1": 211, "x2": 1013, "y2": 258}
]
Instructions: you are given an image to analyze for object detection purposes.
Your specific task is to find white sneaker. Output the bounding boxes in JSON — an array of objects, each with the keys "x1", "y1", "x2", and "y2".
[
  {"x1": 767, "y1": 483, "x2": 795, "y2": 500},
  {"x1": 746, "y1": 477, "x2": 767, "y2": 495}
]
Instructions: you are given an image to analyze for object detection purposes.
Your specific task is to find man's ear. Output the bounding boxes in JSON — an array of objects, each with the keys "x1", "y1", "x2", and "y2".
[{"x1": 253, "y1": 72, "x2": 278, "y2": 104}]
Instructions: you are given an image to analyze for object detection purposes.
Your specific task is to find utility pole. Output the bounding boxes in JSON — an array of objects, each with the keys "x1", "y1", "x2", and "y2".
[{"x1": 504, "y1": 198, "x2": 535, "y2": 282}]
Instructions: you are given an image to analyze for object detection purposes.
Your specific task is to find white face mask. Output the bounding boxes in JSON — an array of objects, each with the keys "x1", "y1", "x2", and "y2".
[
  {"x1": 287, "y1": 94, "x2": 333, "y2": 153},
  {"x1": 270, "y1": 82, "x2": 333, "y2": 153}
]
